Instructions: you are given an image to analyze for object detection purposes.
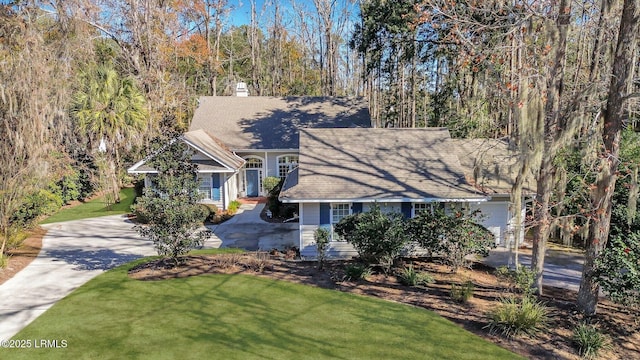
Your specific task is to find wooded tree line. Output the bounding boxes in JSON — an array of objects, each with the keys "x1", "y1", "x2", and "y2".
[
  {"x1": 0, "y1": 0, "x2": 638, "y2": 316},
  {"x1": 0, "y1": 0, "x2": 359, "y2": 263},
  {"x1": 353, "y1": 0, "x2": 639, "y2": 314}
]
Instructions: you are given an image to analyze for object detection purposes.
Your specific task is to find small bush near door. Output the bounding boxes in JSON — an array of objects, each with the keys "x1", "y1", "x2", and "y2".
[
  {"x1": 263, "y1": 176, "x2": 281, "y2": 193},
  {"x1": 227, "y1": 200, "x2": 241, "y2": 215}
]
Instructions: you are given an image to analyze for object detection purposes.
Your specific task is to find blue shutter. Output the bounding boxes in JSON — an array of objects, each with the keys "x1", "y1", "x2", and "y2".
[
  {"x1": 352, "y1": 202, "x2": 363, "y2": 214},
  {"x1": 212, "y1": 174, "x2": 221, "y2": 201},
  {"x1": 401, "y1": 202, "x2": 412, "y2": 219},
  {"x1": 320, "y1": 203, "x2": 331, "y2": 225}
]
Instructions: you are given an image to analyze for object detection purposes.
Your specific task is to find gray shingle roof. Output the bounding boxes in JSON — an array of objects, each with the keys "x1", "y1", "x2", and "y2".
[
  {"x1": 189, "y1": 96, "x2": 371, "y2": 150},
  {"x1": 450, "y1": 138, "x2": 536, "y2": 194},
  {"x1": 128, "y1": 129, "x2": 245, "y2": 173},
  {"x1": 279, "y1": 128, "x2": 487, "y2": 202},
  {"x1": 183, "y1": 129, "x2": 245, "y2": 170}
]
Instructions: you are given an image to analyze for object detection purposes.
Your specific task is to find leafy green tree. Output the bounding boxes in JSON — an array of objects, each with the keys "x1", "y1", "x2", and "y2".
[
  {"x1": 134, "y1": 137, "x2": 210, "y2": 265},
  {"x1": 334, "y1": 204, "x2": 408, "y2": 272},
  {"x1": 71, "y1": 65, "x2": 147, "y2": 205},
  {"x1": 594, "y1": 234, "x2": 640, "y2": 307},
  {"x1": 408, "y1": 208, "x2": 495, "y2": 272}
]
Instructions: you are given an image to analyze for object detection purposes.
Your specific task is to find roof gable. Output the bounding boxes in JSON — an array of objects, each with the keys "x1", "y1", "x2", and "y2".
[
  {"x1": 189, "y1": 96, "x2": 371, "y2": 150},
  {"x1": 128, "y1": 129, "x2": 245, "y2": 173},
  {"x1": 183, "y1": 129, "x2": 245, "y2": 170}
]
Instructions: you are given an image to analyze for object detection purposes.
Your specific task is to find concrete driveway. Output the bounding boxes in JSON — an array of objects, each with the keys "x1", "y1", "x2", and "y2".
[
  {"x1": 0, "y1": 215, "x2": 156, "y2": 341},
  {"x1": 205, "y1": 203, "x2": 299, "y2": 251},
  {"x1": 481, "y1": 246, "x2": 585, "y2": 291},
  {"x1": 0, "y1": 203, "x2": 298, "y2": 341}
]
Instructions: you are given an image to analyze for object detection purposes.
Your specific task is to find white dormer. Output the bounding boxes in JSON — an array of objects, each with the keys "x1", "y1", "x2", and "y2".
[{"x1": 235, "y1": 82, "x2": 249, "y2": 97}]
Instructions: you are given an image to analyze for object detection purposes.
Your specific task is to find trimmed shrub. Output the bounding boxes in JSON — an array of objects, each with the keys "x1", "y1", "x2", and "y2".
[
  {"x1": 408, "y1": 208, "x2": 496, "y2": 272},
  {"x1": 263, "y1": 176, "x2": 281, "y2": 193},
  {"x1": 51, "y1": 171, "x2": 82, "y2": 205},
  {"x1": 451, "y1": 280, "x2": 475, "y2": 303},
  {"x1": 486, "y1": 297, "x2": 548, "y2": 338},
  {"x1": 199, "y1": 203, "x2": 219, "y2": 222},
  {"x1": 397, "y1": 265, "x2": 434, "y2": 286},
  {"x1": 227, "y1": 200, "x2": 241, "y2": 215},
  {"x1": 12, "y1": 189, "x2": 64, "y2": 227},
  {"x1": 335, "y1": 204, "x2": 409, "y2": 272},
  {"x1": 572, "y1": 323, "x2": 609, "y2": 359},
  {"x1": 344, "y1": 263, "x2": 372, "y2": 281},
  {"x1": 131, "y1": 204, "x2": 148, "y2": 223}
]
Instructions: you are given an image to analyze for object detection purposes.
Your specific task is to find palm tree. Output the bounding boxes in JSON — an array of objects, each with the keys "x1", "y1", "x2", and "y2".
[{"x1": 71, "y1": 66, "x2": 147, "y2": 204}]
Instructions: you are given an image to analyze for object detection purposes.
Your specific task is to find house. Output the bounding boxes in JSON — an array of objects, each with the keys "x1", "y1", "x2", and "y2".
[
  {"x1": 128, "y1": 96, "x2": 370, "y2": 210},
  {"x1": 279, "y1": 128, "x2": 534, "y2": 258},
  {"x1": 129, "y1": 93, "x2": 533, "y2": 258}
]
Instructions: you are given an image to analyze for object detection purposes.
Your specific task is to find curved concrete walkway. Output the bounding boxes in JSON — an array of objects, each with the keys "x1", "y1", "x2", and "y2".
[{"x1": 0, "y1": 215, "x2": 156, "y2": 341}]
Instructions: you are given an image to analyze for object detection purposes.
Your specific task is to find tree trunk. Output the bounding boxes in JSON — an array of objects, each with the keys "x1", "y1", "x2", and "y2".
[
  {"x1": 577, "y1": 0, "x2": 639, "y2": 315},
  {"x1": 531, "y1": 0, "x2": 572, "y2": 294}
]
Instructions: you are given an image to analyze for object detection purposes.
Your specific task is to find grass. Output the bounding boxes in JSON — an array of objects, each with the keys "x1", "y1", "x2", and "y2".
[
  {"x1": 40, "y1": 188, "x2": 136, "y2": 224},
  {"x1": 4, "y1": 258, "x2": 522, "y2": 360},
  {"x1": 573, "y1": 323, "x2": 609, "y2": 359},
  {"x1": 487, "y1": 296, "x2": 549, "y2": 338}
]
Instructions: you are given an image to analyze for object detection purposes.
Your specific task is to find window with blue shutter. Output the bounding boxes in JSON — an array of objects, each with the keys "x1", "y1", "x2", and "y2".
[
  {"x1": 401, "y1": 202, "x2": 412, "y2": 219},
  {"x1": 352, "y1": 202, "x2": 363, "y2": 214},
  {"x1": 320, "y1": 203, "x2": 330, "y2": 226},
  {"x1": 212, "y1": 174, "x2": 221, "y2": 201}
]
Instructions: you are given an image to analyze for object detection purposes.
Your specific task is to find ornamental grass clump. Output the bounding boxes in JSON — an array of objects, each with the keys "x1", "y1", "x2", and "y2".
[
  {"x1": 572, "y1": 323, "x2": 609, "y2": 359},
  {"x1": 486, "y1": 296, "x2": 548, "y2": 338},
  {"x1": 450, "y1": 280, "x2": 474, "y2": 303},
  {"x1": 397, "y1": 265, "x2": 434, "y2": 286},
  {"x1": 344, "y1": 263, "x2": 372, "y2": 281}
]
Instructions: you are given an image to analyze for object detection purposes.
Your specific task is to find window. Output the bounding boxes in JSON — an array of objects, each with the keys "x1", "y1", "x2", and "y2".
[
  {"x1": 412, "y1": 202, "x2": 445, "y2": 217},
  {"x1": 277, "y1": 155, "x2": 299, "y2": 178},
  {"x1": 245, "y1": 158, "x2": 262, "y2": 169},
  {"x1": 413, "y1": 203, "x2": 429, "y2": 217},
  {"x1": 198, "y1": 175, "x2": 212, "y2": 200},
  {"x1": 331, "y1": 203, "x2": 351, "y2": 241}
]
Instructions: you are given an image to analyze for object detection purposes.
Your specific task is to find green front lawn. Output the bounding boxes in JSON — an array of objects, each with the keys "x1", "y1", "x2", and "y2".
[
  {"x1": 40, "y1": 188, "x2": 136, "y2": 224},
  {"x1": 3, "y1": 258, "x2": 521, "y2": 360}
]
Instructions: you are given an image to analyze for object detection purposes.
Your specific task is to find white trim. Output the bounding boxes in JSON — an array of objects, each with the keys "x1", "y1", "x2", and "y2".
[
  {"x1": 298, "y1": 204, "x2": 304, "y2": 250},
  {"x1": 411, "y1": 202, "x2": 446, "y2": 218},
  {"x1": 276, "y1": 154, "x2": 300, "y2": 179},
  {"x1": 127, "y1": 159, "x2": 148, "y2": 173},
  {"x1": 129, "y1": 169, "x2": 235, "y2": 174},
  {"x1": 128, "y1": 169, "x2": 156, "y2": 174},
  {"x1": 128, "y1": 137, "x2": 245, "y2": 174},
  {"x1": 233, "y1": 148, "x2": 298, "y2": 152},
  {"x1": 196, "y1": 169, "x2": 237, "y2": 173},
  {"x1": 182, "y1": 138, "x2": 240, "y2": 171},
  {"x1": 281, "y1": 197, "x2": 489, "y2": 204},
  {"x1": 242, "y1": 155, "x2": 265, "y2": 196}
]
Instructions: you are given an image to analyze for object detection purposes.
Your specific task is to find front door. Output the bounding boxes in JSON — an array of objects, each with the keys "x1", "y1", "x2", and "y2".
[{"x1": 246, "y1": 170, "x2": 259, "y2": 197}]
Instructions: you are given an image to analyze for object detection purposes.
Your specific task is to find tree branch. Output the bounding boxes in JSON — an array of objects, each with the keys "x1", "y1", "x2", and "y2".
[{"x1": 623, "y1": 92, "x2": 640, "y2": 101}]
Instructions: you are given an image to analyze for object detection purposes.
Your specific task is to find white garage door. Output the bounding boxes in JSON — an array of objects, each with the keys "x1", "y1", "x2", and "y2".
[{"x1": 469, "y1": 202, "x2": 509, "y2": 246}]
